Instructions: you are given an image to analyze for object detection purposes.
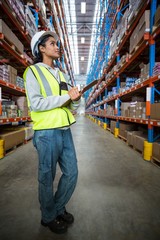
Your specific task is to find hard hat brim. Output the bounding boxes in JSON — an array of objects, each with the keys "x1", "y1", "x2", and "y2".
[{"x1": 39, "y1": 31, "x2": 59, "y2": 42}]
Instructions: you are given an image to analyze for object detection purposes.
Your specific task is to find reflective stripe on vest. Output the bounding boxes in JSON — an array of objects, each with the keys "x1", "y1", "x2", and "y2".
[{"x1": 34, "y1": 65, "x2": 53, "y2": 96}]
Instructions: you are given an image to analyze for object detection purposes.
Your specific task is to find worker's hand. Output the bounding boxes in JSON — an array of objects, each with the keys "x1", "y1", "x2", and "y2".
[{"x1": 68, "y1": 87, "x2": 81, "y2": 101}]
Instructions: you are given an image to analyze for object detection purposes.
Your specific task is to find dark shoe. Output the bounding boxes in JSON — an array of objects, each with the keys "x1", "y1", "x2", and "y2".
[
  {"x1": 57, "y1": 210, "x2": 74, "y2": 224},
  {"x1": 41, "y1": 218, "x2": 67, "y2": 234}
]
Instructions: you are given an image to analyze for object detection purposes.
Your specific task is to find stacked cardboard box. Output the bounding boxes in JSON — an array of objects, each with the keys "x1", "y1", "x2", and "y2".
[
  {"x1": 5, "y1": 105, "x2": 17, "y2": 118},
  {"x1": 0, "y1": 19, "x2": 24, "y2": 54},
  {"x1": 119, "y1": 122, "x2": 136, "y2": 138},
  {"x1": 133, "y1": 134, "x2": 147, "y2": 152},
  {"x1": 106, "y1": 105, "x2": 114, "y2": 116},
  {"x1": 139, "y1": 63, "x2": 150, "y2": 81},
  {"x1": 109, "y1": 29, "x2": 117, "y2": 59},
  {"x1": 129, "y1": 10, "x2": 150, "y2": 53},
  {"x1": 12, "y1": 96, "x2": 29, "y2": 117},
  {"x1": 154, "y1": 6, "x2": 160, "y2": 26},
  {"x1": 127, "y1": 131, "x2": 143, "y2": 146},
  {"x1": 110, "y1": 120, "x2": 116, "y2": 134},
  {"x1": 21, "y1": 127, "x2": 34, "y2": 141},
  {"x1": 0, "y1": 65, "x2": 9, "y2": 82},
  {"x1": 8, "y1": 66, "x2": 17, "y2": 85},
  {"x1": 1, "y1": 100, "x2": 18, "y2": 118},
  {"x1": 105, "y1": 70, "x2": 113, "y2": 83},
  {"x1": 153, "y1": 62, "x2": 160, "y2": 76},
  {"x1": 121, "y1": 102, "x2": 146, "y2": 118},
  {"x1": 121, "y1": 102, "x2": 131, "y2": 117},
  {"x1": 152, "y1": 142, "x2": 160, "y2": 161},
  {"x1": 117, "y1": 55, "x2": 127, "y2": 71},
  {"x1": 36, "y1": 0, "x2": 46, "y2": 21},
  {"x1": 117, "y1": 9, "x2": 128, "y2": 45},
  {"x1": 0, "y1": 65, "x2": 17, "y2": 84},
  {"x1": 135, "y1": 102, "x2": 146, "y2": 118},
  {"x1": 6, "y1": 0, "x2": 25, "y2": 26},
  {"x1": 150, "y1": 103, "x2": 160, "y2": 120},
  {"x1": 126, "y1": 77, "x2": 137, "y2": 89},
  {"x1": 25, "y1": 6, "x2": 37, "y2": 37},
  {"x1": 129, "y1": 105, "x2": 136, "y2": 118},
  {"x1": 128, "y1": 0, "x2": 145, "y2": 24},
  {"x1": 16, "y1": 76, "x2": 24, "y2": 89},
  {"x1": 0, "y1": 129, "x2": 25, "y2": 152}
]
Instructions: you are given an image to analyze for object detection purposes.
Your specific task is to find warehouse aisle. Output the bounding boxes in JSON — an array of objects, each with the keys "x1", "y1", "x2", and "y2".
[{"x1": 0, "y1": 116, "x2": 160, "y2": 240}]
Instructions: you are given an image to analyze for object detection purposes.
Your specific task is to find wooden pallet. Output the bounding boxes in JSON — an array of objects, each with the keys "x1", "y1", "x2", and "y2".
[
  {"x1": 133, "y1": 147, "x2": 143, "y2": 155},
  {"x1": 5, "y1": 142, "x2": 24, "y2": 156},
  {"x1": 126, "y1": 142, "x2": 143, "y2": 155},
  {"x1": 118, "y1": 135, "x2": 127, "y2": 142},
  {"x1": 151, "y1": 157, "x2": 160, "y2": 168},
  {"x1": 0, "y1": 33, "x2": 23, "y2": 56},
  {"x1": 130, "y1": 36, "x2": 144, "y2": 55},
  {"x1": 126, "y1": 142, "x2": 134, "y2": 148},
  {"x1": 24, "y1": 138, "x2": 32, "y2": 144},
  {"x1": 154, "y1": 18, "x2": 160, "y2": 28}
]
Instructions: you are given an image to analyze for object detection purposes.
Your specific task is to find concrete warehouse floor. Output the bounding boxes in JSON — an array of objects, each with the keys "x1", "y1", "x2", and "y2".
[{"x1": 0, "y1": 115, "x2": 160, "y2": 240}]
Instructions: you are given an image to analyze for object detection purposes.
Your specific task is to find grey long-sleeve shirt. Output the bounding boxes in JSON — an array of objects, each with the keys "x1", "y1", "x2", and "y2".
[{"x1": 25, "y1": 62, "x2": 80, "y2": 112}]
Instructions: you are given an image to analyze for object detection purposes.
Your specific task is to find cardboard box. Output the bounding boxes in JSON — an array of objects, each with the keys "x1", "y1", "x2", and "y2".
[
  {"x1": 127, "y1": 131, "x2": 143, "y2": 146},
  {"x1": 0, "y1": 19, "x2": 24, "y2": 54},
  {"x1": 119, "y1": 129, "x2": 127, "y2": 138},
  {"x1": 0, "y1": 19, "x2": 11, "y2": 42},
  {"x1": 8, "y1": 65, "x2": 17, "y2": 85},
  {"x1": 133, "y1": 134, "x2": 147, "y2": 152},
  {"x1": 154, "y1": 6, "x2": 160, "y2": 26},
  {"x1": 119, "y1": 122, "x2": 136, "y2": 131},
  {"x1": 129, "y1": 10, "x2": 150, "y2": 53},
  {"x1": 121, "y1": 102, "x2": 131, "y2": 116},
  {"x1": 150, "y1": 103, "x2": 160, "y2": 120},
  {"x1": 136, "y1": 102, "x2": 146, "y2": 109},
  {"x1": 21, "y1": 127, "x2": 34, "y2": 140},
  {"x1": 152, "y1": 142, "x2": 160, "y2": 161},
  {"x1": 110, "y1": 120, "x2": 116, "y2": 134},
  {"x1": 125, "y1": 109, "x2": 130, "y2": 117},
  {"x1": 0, "y1": 129, "x2": 25, "y2": 151}
]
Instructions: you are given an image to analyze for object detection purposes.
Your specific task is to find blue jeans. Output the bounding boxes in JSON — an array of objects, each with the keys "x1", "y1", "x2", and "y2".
[{"x1": 33, "y1": 128, "x2": 78, "y2": 223}]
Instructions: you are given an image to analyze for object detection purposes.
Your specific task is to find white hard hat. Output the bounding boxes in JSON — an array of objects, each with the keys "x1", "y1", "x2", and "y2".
[{"x1": 31, "y1": 31, "x2": 59, "y2": 57}]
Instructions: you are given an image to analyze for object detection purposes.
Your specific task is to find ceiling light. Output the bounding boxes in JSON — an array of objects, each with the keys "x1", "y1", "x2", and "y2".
[
  {"x1": 81, "y1": 37, "x2": 85, "y2": 43},
  {"x1": 81, "y1": 57, "x2": 84, "y2": 61},
  {"x1": 81, "y1": 2, "x2": 86, "y2": 14}
]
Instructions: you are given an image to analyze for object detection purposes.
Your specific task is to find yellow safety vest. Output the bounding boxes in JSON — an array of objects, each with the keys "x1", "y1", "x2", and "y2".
[{"x1": 23, "y1": 65, "x2": 76, "y2": 130}]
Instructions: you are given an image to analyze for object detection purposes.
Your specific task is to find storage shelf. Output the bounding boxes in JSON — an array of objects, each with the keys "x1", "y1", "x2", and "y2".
[
  {"x1": 95, "y1": 77, "x2": 157, "y2": 107},
  {"x1": 31, "y1": 0, "x2": 46, "y2": 28},
  {"x1": 0, "y1": 117, "x2": 31, "y2": 125},
  {"x1": 0, "y1": 80, "x2": 25, "y2": 96},
  {"x1": 87, "y1": 111, "x2": 160, "y2": 127},
  {"x1": 87, "y1": 37, "x2": 150, "y2": 107},
  {"x1": 0, "y1": 34, "x2": 28, "y2": 69},
  {"x1": 150, "y1": 120, "x2": 160, "y2": 127},
  {"x1": 0, "y1": 0, "x2": 31, "y2": 46},
  {"x1": 118, "y1": 116, "x2": 149, "y2": 125},
  {"x1": 46, "y1": 0, "x2": 53, "y2": 13},
  {"x1": 152, "y1": 24, "x2": 160, "y2": 39},
  {"x1": 87, "y1": 0, "x2": 152, "y2": 106},
  {"x1": 105, "y1": 0, "x2": 151, "y2": 74}
]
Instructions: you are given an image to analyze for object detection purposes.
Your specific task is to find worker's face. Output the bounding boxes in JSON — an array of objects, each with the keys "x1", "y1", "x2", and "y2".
[{"x1": 39, "y1": 36, "x2": 60, "y2": 59}]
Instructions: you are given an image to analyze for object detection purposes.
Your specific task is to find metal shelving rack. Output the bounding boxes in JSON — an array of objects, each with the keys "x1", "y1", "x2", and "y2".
[
  {"x1": 0, "y1": 0, "x2": 75, "y2": 125},
  {"x1": 85, "y1": 0, "x2": 160, "y2": 162},
  {"x1": 85, "y1": 0, "x2": 117, "y2": 100}
]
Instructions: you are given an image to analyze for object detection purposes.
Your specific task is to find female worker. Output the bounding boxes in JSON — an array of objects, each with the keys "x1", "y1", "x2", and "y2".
[{"x1": 23, "y1": 31, "x2": 81, "y2": 234}]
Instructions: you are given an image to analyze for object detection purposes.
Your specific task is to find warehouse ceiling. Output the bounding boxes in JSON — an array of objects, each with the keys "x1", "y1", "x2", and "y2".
[{"x1": 63, "y1": 0, "x2": 98, "y2": 85}]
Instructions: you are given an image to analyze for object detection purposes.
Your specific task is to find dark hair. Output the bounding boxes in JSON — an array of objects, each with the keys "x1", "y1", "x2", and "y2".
[{"x1": 33, "y1": 34, "x2": 51, "y2": 64}]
